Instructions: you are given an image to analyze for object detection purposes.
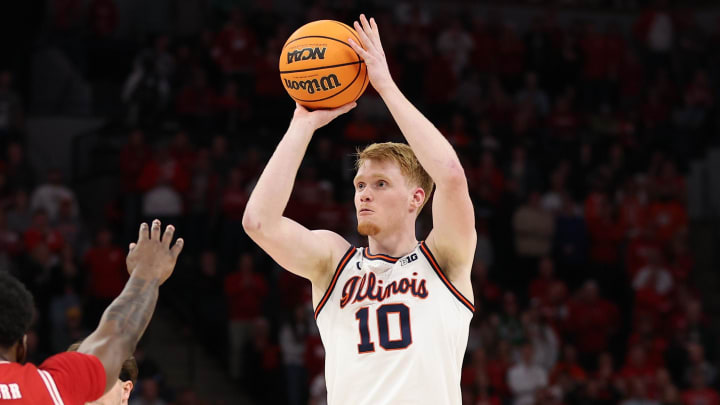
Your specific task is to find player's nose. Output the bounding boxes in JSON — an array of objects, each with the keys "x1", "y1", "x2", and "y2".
[{"x1": 358, "y1": 188, "x2": 373, "y2": 201}]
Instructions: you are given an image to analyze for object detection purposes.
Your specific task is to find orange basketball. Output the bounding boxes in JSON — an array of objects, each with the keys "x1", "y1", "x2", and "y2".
[{"x1": 279, "y1": 20, "x2": 368, "y2": 110}]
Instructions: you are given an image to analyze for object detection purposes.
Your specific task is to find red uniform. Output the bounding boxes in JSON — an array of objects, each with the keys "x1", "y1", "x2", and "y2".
[{"x1": 0, "y1": 352, "x2": 105, "y2": 404}]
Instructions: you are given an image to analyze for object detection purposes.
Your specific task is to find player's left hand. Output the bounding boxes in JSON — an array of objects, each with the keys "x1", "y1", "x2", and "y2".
[{"x1": 348, "y1": 14, "x2": 395, "y2": 95}]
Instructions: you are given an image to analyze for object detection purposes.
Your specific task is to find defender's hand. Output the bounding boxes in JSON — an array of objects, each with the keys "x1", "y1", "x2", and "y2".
[
  {"x1": 291, "y1": 102, "x2": 356, "y2": 131},
  {"x1": 348, "y1": 14, "x2": 395, "y2": 95},
  {"x1": 126, "y1": 219, "x2": 184, "y2": 284}
]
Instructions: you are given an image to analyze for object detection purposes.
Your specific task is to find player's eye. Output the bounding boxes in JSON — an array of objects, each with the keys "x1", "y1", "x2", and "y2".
[
  {"x1": 356, "y1": 183, "x2": 365, "y2": 190},
  {"x1": 377, "y1": 180, "x2": 386, "y2": 187}
]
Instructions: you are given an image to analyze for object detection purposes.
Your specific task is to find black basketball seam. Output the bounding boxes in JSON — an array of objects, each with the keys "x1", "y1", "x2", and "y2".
[
  {"x1": 279, "y1": 60, "x2": 364, "y2": 74},
  {"x1": 352, "y1": 62, "x2": 369, "y2": 101},
  {"x1": 330, "y1": 20, "x2": 362, "y2": 46},
  {"x1": 287, "y1": 57, "x2": 363, "y2": 103}
]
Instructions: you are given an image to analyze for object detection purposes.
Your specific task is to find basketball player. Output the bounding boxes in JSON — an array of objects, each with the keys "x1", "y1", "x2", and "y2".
[
  {"x1": 243, "y1": 14, "x2": 475, "y2": 404},
  {"x1": 0, "y1": 220, "x2": 183, "y2": 404},
  {"x1": 68, "y1": 342, "x2": 138, "y2": 405}
]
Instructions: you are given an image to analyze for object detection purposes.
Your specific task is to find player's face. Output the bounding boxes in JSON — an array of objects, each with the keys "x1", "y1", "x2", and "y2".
[
  {"x1": 87, "y1": 380, "x2": 133, "y2": 405},
  {"x1": 354, "y1": 159, "x2": 420, "y2": 236}
]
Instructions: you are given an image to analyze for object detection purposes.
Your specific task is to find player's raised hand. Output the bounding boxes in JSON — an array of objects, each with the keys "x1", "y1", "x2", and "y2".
[
  {"x1": 348, "y1": 14, "x2": 394, "y2": 94},
  {"x1": 126, "y1": 219, "x2": 184, "y2": 284},
  {"x1": 291, "y1": 102, "x2": 356, "y2": 131}
]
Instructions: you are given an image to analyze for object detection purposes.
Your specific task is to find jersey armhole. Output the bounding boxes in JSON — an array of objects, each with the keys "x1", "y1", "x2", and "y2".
[
  {"x1": 419, "y1": 241, "x2": 475, "y2": 313},
  {"x1": 314, "y1": 246, "x2": 356, "y2": 319}
]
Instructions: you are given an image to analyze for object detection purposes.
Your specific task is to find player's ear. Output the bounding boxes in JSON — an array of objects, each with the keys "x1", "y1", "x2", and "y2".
[
  {"x1": 121, "y1": 381, "x2": 133, "y2": 400},
  {"x1": 16, "y1": 335, "x2": 27, "y2": 364},
  {"x1": 410, "y1": 187, "x2": 425, "y2": 212}
]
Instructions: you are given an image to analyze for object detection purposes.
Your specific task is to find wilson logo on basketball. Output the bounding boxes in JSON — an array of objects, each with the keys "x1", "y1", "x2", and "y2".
[
  {"x1": 283, "y1": 74, "x2": 341, "y2": 94},
  {"x1": 287, "y1": 47, "x2": 327, "y2": 64}
]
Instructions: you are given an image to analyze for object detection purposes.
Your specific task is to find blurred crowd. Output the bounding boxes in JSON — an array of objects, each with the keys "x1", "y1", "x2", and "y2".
[{"x1": 1, "y1": 0, "x2": 720, "y2": 404}]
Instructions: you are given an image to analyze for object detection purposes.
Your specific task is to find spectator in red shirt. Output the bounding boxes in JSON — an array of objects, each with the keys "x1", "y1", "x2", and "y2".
[
  {"x1": 224, "y1": 253, "x2": 268, "y2": 381},
  {"x1": 550, "y1": 344, "x2": 587, "y2": 385},
  {"x1": 619, "y1": 344, "x2": 660, "y2": 386},
  {"x1": 23, "y1": 209, "x2": 64, "y2": 253},
  {"x1": 566, "y1": 280, "x2": 620, "y2": 366},
  {"x1": 83, "y1": 228, "x2": 127, "y2": 323},
  {"x1": 120, "y1": 130, "x2": 152, "y2": 194},
  {"x1": 175, "y1": 68, "x2": 218, "y2": 130},
  {"x1": 682, "y1": 368, "x2": 720, "y2": 405},
  {"x1": 586, "y1": 197, "x2": 624, "y2": 268},
  {"x1": 626, "y1": 224, "x2": 662, "y2": 278},
  {"x1": 472, "y1": 151, "x2": 505, "y2": 205},
  {"x1": 212, "y1": 9, "x2": 257, "y2": 74},
  {"x1": 529, "y1": 256, "x2": 566, "y2": 302},
  {"x1": 646, "y1": 193, "x2": 687, "y2": 244},
  {"x1": 485, "y1": 340, "x2": 512, "y2": 397},
  {"x1": 471, "y1": 261, "x2": 502, "y2": 312}
]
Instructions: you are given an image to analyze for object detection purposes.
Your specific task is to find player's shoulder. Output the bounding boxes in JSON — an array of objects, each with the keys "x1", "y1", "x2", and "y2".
[
  {"x1": 309, "y1": 229, "x2": 355, "y2": 288},
  {"x1": 310, "y1": 229, "x2": 353, "y2": 262}
]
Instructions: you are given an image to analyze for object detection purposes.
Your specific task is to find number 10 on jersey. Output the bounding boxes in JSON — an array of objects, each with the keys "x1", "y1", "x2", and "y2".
[{"x1": 355, "y1": 303, "x2": 412, "y2": 353}]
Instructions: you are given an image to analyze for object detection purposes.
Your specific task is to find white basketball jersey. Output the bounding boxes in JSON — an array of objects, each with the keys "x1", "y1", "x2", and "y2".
[{"x1": 314, "y1": 241, "x2": 474, "y2": 405}]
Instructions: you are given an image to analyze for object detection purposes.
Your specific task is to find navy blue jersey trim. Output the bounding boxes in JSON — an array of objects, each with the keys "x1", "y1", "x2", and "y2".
[{"x1": 314, "y1": 246, "x2": 356, "y2": 319}]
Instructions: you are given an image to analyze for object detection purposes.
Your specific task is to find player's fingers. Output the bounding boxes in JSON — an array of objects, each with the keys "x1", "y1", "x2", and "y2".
[
  {"x1": 138, "y1": 222, "x2": 149, "y2": 242},
  {"x1": 331, "y1": 102, "x2": 357, "y2": 117},
  {"x1": 347, "y1": 38, "x2": 370, "y2": 60},
  {"x1": 162, "y1": 224, "x2": 175, "y2": 248},
  {"x1": 151, "y1": 219, "x2": 161, "y2": 240},
  {"x1": 369, "y1": 17, "x2": 384, "y2": 53},
  {"x1": 129, "y1": 242, "x2": 136, "y2": 251},
  {"x1": 170, "y1": 238, "x2": 184, "y2": 259},
  {"x1": 353, "y1": 21, "x2": 375, "y2": 54},
  {"x1": 359, "y1": 14, "x2": 372, "y2": 36}
]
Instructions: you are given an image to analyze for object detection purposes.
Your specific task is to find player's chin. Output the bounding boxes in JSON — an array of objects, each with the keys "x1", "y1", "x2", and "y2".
[{"x1": 357, "y1": 218, "x2": 381, "y2": 236}]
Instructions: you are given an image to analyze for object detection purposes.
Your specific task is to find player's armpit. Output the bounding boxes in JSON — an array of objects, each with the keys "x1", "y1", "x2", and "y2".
[{"x1": 425, "y1": 176, "x2": 476, "y2": 283}]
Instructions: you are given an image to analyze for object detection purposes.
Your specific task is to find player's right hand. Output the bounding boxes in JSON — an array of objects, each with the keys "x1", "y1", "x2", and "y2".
[
  {"x1": 126, "y1": 219, "x2": 184, "y2": 284},
  {"x1": 291, "y1": 102, "x2": 356, "y2": 131}
]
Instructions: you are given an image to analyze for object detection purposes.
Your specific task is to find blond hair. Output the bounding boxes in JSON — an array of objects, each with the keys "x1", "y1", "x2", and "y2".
[{"x1": 355, "y1": 142, "x2": 434, "y2": 211}]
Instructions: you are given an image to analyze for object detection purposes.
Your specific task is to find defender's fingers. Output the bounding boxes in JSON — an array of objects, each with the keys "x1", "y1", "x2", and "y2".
[
  {"x1": 138, "y1": 222, "x2": 149, "y2": 242},
  {"x1": 151, "y1": 219, "x2": 161, "y2": 240},
  {"x1": 170, "y1": 238, "x2": 185, "y2": 259},
  {"x1": 162, "y1": 225, "x2": 175, "y2": 248}
]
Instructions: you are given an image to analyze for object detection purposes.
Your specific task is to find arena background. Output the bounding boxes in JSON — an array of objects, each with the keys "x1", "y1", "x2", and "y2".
[{"x1": 1, "y1": 0, "x2": 720, "y2": 404}]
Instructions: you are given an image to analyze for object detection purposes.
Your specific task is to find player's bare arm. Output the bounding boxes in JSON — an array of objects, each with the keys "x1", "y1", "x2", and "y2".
[
  {"x1": 348, "y1": 14, "x2": 476, "y2": 296},
  {"x1": 78, "y1": 220, "x2": 183, "y2": 394},
  {"x1": 242, "y1": 103, "x2": 355, "y2": 302}
]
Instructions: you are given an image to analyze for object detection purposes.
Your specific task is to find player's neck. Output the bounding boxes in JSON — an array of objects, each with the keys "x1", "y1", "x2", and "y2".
[
  {"x1": 367, "y1": 228, "x2": 418, "y2": 258},
  {"x1": 0, "y1": 347, "x2": 14, "y2": 363}
]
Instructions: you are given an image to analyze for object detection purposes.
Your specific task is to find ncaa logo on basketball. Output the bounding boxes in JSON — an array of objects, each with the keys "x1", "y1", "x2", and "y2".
[
  {"x1": 287, "y1": 47, "x2": 327, "y2": 64},
  {"x1": 283, "y1": 74, "x2": 341, "y2": 94},
  {"x1": 399, "y1": 253, "x2": 418, "y2": 266}
]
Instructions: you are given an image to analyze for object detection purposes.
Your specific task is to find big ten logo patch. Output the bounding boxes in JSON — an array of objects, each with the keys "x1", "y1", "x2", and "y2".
[
  {"x1": 399, "y1": 253, "x2": 418, "y2": 266},
  {"x1": 283, "y1": 74, "x2": 341, "y2": 94},
  {"x1": 287, "y1": 47, "x2": 327, "y2": 64}
]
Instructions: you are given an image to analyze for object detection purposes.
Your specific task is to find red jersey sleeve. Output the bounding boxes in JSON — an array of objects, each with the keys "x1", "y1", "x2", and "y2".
[{"x1": 39, "y1": 352, "x2": 106, "y2": 404}]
